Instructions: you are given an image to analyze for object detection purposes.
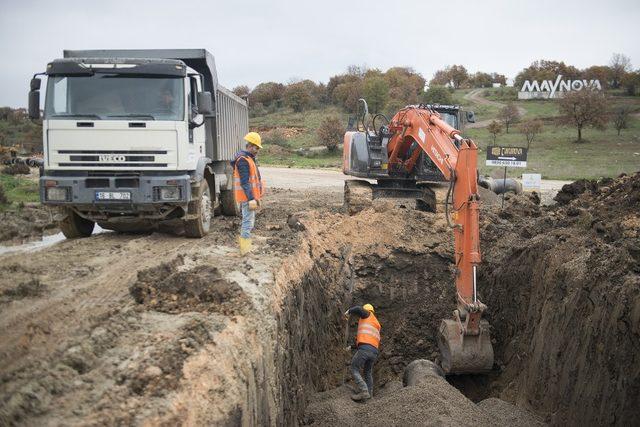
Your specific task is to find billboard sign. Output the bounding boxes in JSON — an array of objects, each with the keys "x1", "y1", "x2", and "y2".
[{"x1": 518, "y1": 75, "x2": 602, "y2": 100}]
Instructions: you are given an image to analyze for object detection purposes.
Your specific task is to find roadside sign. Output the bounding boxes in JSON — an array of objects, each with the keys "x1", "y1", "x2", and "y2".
[
  {"x1": 522, "y1": 173, "x2": 541, "y2": 192},
  {"x1": 486, "y1": 146, "x2": 528, "y2": 168}
]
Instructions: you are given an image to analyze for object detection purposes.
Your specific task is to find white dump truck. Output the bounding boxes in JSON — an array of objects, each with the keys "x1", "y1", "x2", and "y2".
[{"x1": 28, "y1": 49, "x2": 248, "y2": 238}]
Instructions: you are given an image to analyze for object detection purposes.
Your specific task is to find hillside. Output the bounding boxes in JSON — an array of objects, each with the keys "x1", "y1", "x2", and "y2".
[{"x1": 250, "y1": 89, "x2": 640, "y2": 180}]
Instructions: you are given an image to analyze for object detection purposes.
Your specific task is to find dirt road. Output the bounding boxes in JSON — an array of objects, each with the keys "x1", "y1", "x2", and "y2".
[{"x1": 464, "y1": 88, "x2": 526, "y2": 129}]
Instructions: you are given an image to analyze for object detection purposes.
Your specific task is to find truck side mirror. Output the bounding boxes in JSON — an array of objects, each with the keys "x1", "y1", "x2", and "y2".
[
  {"x1": 197, "y1": 92, "x2": 213, "y2": 115},
  {"x1": 466, "y1": 111, "x2": 476, "y2": 123},
  {"x1": 28, "y1": 78, "x2": 41, "y2": 120},
  {"x1": 31, "y1": 78, "x2": 41, "y2": 91}
]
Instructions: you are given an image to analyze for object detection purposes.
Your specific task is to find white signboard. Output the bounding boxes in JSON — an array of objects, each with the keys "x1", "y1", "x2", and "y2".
[
  {"x1": 522, "y1": 173, "x2": 542, "y2": 192},
  {"x1": 486, "y1": 159, "x2": 527, "y2": 167},
  {"x1": 518, "y1": 75, "x2": 602, "y2": 100}
]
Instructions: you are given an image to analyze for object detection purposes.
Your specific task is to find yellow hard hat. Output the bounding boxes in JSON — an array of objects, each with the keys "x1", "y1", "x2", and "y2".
[
  {"x1": 244, "y1": 132, "x2": 262, "y2": 149},
  {"x1": 363, "y1": 303, "x2": 374, "y2": 313}
]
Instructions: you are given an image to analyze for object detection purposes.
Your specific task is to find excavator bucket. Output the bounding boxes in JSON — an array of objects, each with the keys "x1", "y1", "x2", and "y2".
[{"x1": 437, "y1": 319, "x2": 494, "y2": 374}]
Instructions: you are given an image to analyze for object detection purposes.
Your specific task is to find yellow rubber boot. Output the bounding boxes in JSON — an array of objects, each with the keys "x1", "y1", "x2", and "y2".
[{"x1": 239, "y1": 237, "x2": 253, "y2": 256}]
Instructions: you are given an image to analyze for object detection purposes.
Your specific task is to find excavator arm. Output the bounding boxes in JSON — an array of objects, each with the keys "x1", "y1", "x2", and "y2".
[{"x1": 387, "y1": 105, "x2": 493, "y2": 374}]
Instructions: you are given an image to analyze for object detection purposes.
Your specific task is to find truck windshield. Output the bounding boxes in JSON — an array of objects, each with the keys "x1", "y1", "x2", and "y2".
[{"x1": 44, "y1": 75, "x2": 184, "y2": 121}]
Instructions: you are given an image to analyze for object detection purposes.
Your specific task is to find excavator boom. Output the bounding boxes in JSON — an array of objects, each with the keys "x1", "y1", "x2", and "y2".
[{"x1": 387, "y1": 105, "x2": 493, "y2": 374}]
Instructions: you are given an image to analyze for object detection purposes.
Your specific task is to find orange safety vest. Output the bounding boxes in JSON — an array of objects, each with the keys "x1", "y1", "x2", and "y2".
[
  {"x1": 356, "y1": 312, "x2": 381, "y2": 349},
  {"x1": 233, "y1": 155, "x2": 264, "y2": 202}
]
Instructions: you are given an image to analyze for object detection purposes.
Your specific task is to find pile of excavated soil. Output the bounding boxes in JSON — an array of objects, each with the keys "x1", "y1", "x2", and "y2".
[
  {"x1": 305, "y1": 380, "x2": 543, "y2": 427},
  {"x1": 129, "y1": 255, "x2": 249, "y2": 315},
  {"x1": 479, "y1": 172, "x2": 640, "y2": 425},
  {"x1": 0, "y1": 205, "x2": 57, "y2": 243}
]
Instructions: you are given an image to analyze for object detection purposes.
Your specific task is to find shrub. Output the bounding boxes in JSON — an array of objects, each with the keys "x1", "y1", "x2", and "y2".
[
  {"x1": 3, "y1": 163, "x2": 30, "y2": 175},
  {"x1": 317, "y1": 116, "x2": 345, "y2": 151},
  {"x1": 263, "y1": 129, "x2": 289, "y2": 148},
  {"x1": 487, "y1": 120, "x2": 503, "y2": 143}
]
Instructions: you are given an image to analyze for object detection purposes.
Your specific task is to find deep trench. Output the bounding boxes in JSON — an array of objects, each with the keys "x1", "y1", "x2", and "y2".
[
  {"x1": 268, "y1": 238, "x2": 637, "y2": 425},
  {"x1": 272, "y1": 243, "x2": 498, "y2": 425}
]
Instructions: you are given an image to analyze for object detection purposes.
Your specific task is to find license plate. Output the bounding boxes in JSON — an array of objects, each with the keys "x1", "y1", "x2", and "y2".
[{"x1": 95, "y1": 191, "x2": 131, "y2": 201}]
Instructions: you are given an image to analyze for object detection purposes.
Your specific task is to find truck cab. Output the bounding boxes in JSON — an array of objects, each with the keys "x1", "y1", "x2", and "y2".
[{"x1": 29, "y1": 50, "x2": 248, "y2": 238}]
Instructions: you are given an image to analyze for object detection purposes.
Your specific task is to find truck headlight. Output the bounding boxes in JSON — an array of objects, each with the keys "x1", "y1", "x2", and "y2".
[
  {"x1": 159, "y1": 186, "x2": 181, "y2": 201},
  {"x1": 46, "y1": 187, "x2": 69, "y2": 201}
]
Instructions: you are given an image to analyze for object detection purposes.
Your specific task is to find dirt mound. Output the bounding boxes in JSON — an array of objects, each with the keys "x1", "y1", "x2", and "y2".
[
  {"x1": 0, "y1": 205, "x2": 57, "y2": 243},
  {"x1": 304, "y1": 377, "x2": 543, "y2": 426},
  {"x1": 479, "y1": 172, "x2": 640, "y2": 424},
  {"x1": 130, "y1": 256, "x2": 249, "y2": 315},
  {"x1": 477, "y1": 398, "x2": 545, "y2": 426}
]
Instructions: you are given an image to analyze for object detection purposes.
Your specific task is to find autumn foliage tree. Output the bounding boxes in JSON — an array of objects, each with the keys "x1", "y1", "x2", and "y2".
[
  {"x1": 284, "y1": 81, "x2": 313, "y2": 112},
  {"x1": 558, "y1": 90, "x2": 608, "y2": 142},
  {"x1": 487, "y1": 120, "x2": 503, "y2": 143},
  {"x1": 232, "y1": 85, "x2": 250, "y2": 99}
]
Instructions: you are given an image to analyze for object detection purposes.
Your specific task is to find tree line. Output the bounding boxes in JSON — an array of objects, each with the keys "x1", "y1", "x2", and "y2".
[
  {"x1": 234, "y1": 53, "x2": 639, "y2": 118},
  {"x1": 513, "y1": 54, "x2": 639, "y2": 94}
]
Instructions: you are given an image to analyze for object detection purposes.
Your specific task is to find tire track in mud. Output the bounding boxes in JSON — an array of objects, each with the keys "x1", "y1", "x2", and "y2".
[{"x1": 0, "y1": 232, "x2": 208, "y2": 373}]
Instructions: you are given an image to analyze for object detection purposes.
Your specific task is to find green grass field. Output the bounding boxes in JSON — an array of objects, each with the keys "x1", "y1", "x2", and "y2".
[
  {"x1": 0, "y1": 173, "x2": 39, "y2": 209},
  {"x1": 469, "y1": 121, "x2": 640, "y2": 180}
]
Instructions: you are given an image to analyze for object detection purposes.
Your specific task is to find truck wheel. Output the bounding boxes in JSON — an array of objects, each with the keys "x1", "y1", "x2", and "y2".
[
  {"x1": 59, "y1": 209, "x2": 95, "y2": 239},
  {"x1": 184, "y1": 178, "x2": 212, "y2": 238},
  {"x1": 219, "y1": 189, "x2": 240, "y2": 216}
]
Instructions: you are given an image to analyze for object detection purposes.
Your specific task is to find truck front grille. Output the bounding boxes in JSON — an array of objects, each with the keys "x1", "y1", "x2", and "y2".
[{"x1": 56, "y1": 150, "x2": 169, "y2": 168}]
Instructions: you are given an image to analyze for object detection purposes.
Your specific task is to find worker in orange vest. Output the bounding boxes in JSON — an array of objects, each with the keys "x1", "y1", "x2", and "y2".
[
  {"x1": 231, "y1": 132, "x2": 264, "y2": 255},
  {"x1": 344, "y1": 303, "x2": 381, "y2": 401}
]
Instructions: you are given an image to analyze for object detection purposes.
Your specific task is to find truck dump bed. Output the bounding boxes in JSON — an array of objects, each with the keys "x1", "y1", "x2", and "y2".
[{"x1": 63, "y1": 49, "x2": 248, "y2": 161}]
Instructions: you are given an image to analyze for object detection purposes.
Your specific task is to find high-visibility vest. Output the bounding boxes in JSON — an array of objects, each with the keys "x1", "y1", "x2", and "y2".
[
  {"x1": 356, "y1": 312, "x2": 381, "y2": 349},
  {"x1": 233, "y1": 155, "x2": 264, "y2": 202}
]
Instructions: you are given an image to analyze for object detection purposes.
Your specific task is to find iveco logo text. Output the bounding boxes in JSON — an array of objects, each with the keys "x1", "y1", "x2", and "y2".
[
  {"x1": 98, "y1": 154, "x2": 126, "y2": 162},
  {"x1": 431, "y1": 146, "x2": 444, "y2": 165}
]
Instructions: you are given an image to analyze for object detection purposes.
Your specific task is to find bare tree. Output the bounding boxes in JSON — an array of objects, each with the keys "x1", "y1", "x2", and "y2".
[
  {"x1": 487, "y1": 120, "x2": 503, "y2": 143},
  {"x1": 498, "y1": 103, "x2": 520, "y2": 133},
  {"x1": 558, "y1": 90, "x2": 608, "y2": 142},
  {"x1": 518, "y1": 119, "x2": 544, "y2": 150},
  {"x1": 612, "y1": 106, "x2": 631, "y2": 136},
  {"x1": 609, "y1": 53, "x2": 632, "y2": 89}
]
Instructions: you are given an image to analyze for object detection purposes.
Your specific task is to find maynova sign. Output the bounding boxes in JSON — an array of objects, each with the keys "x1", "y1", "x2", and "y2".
[{"x1": 518, "y1": 75, "x2": 602, "y2": 99}]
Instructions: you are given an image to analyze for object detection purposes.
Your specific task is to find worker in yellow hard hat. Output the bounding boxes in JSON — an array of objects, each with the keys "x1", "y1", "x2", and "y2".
[
  {"x1": 232, "y1": 132, "x2": 264, "y2": 255},
  {"x1": 344, "y1": 303, "x2": 381, "y2": 401}
]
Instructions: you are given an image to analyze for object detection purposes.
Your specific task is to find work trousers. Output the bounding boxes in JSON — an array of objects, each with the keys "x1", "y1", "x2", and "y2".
[
  {"x1": 240, "y1": 202, "x2": 256, "y2": 238},
  {"x1": 351, "y1": 345, "x2": 378, "y2": 395}
]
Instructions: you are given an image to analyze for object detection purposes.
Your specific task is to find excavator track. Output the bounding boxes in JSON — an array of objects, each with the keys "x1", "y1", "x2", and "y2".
[{"x1": 344, "y1": 179, "x2": 436, "y2": 215}]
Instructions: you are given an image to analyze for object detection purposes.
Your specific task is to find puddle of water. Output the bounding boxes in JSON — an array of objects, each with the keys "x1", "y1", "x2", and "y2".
[{"x1": 0, "y1": 225, "x2": 108, "y2": 256}]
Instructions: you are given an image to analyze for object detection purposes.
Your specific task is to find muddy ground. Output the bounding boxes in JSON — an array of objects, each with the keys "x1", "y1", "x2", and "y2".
[
  {"x1": 0, "y1": 174, "x2": 639, "y2": 426},
  {"x1": 0, "y1": 204, "x2": 57, "y2": 244}
]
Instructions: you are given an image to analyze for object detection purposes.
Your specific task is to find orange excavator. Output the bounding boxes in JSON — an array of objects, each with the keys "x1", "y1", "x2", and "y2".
[{"x1": 343, "y1": 101, "x2": 493, "y2": 374}]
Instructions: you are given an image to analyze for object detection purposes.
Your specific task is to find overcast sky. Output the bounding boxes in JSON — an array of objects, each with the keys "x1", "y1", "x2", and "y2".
[{"x1": 1, "y1": 0, "x2": 638, "y2": 107}]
